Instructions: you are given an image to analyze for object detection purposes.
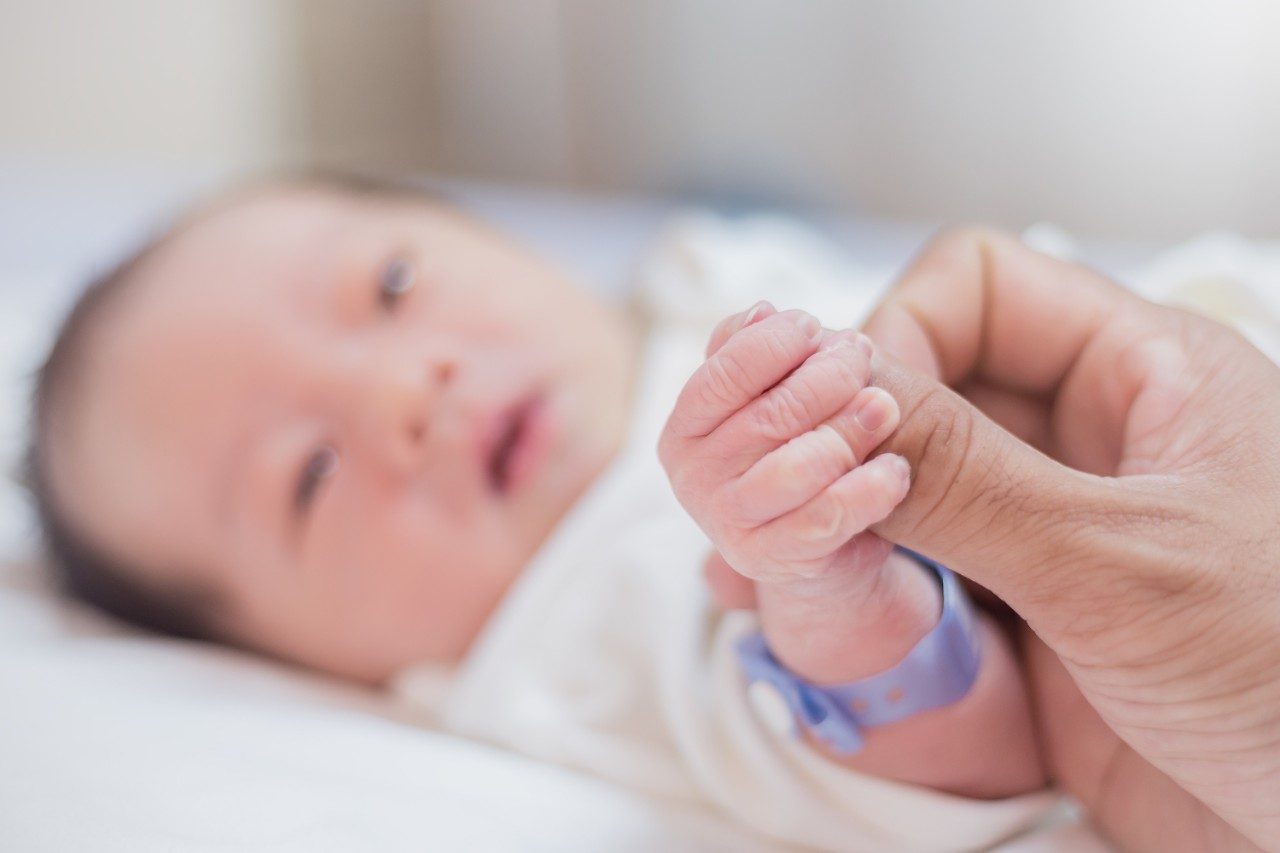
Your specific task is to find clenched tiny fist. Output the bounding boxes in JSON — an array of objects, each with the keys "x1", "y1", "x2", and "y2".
[{"x1": 659, "y1": 302, "x2": 908, "y2": 586}]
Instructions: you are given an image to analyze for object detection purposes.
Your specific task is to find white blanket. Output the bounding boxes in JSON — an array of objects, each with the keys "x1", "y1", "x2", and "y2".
[{"x1": 0, "y1": 566, "x2": 762, "y2": 852}]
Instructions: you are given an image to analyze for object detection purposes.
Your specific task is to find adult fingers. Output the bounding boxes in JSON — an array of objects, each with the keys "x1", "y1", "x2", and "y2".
[
  {"x1": 864, "y1": 227, "x2": 1133, "y2": 392},
  {"x1": 865, "y1": 353, "x2": 1161, "y2": 619}
]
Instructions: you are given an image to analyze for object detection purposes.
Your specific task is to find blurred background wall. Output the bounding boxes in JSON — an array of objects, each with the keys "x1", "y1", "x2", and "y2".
[
  {"x1": 3, "y1": 0, "x2": 1280, "y2": 239},
  {"x1": 0, "y1": 2, "x2": 307, "y2": 173}
]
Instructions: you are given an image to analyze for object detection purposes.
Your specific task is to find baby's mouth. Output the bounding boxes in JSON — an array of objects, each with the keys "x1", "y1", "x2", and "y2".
[{"x1": 487, "y1": 394, "x2": 538, "y2": 493}]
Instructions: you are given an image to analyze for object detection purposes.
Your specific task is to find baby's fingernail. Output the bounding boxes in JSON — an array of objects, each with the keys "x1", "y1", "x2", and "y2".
[
  {"x1": 853, "y1": 333, "x2": 874, "y2": 359},
  {"x1": 796, "y1": 313, "x2": 822, "y2": 341},
  {"x1": 854, "y1": 391, "x2": 890, "y2": 432},
  {"x1": 889, "y1": 454, "x2": 911, "y2": 478},
  {"x1": 744, "y1": 300, "x2": 774, "y2": 326},
  {"x1": 819, "y1": 329, "x2": 857, "y2": 352}
]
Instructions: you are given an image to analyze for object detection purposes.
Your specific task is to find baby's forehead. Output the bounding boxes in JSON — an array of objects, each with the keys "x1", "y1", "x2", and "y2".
[
  {"x1": 167, "y1": 188, "x2": 360, "y2": 265},
  {"x1": 154, "y1": 186, "x2": 448, "y2": 296},
  {"x1": 128, "y1": 191, "x2": 365, "y2": 321}
]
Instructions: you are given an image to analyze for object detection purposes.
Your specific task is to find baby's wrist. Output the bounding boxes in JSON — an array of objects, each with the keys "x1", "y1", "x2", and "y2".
[
  {"x1": 741, "y1": 553, "x2": 988, "y2": 760},
  {"x1": 757, "y1": 550, "x2": 943, "y2": 685}
]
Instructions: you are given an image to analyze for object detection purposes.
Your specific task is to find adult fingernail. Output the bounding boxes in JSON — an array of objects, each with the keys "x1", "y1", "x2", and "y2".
[{"x1": 853, "y1": 392, "x2": 889, "y2": 432}]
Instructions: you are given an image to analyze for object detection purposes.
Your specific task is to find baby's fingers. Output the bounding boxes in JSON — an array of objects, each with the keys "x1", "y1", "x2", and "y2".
[
  {"x1": 707, "y1": 330, "x2": 873, "y2": 475},
  {"x1": 705, "y1": 300, "x2": 776, "y2": 357},
  {"x1": 751, "y1": 453, "x2": 911, "y2": 570},
  {"x1": 663, "y1": 309, "x2": 823, "y2": 442},
  {"x1": 723, "y1": 387, "x2": 900, "y2": 526}
]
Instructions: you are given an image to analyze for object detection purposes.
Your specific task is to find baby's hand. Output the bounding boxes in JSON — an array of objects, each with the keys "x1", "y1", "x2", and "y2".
[
  {"x1": 664, "y1": 304, "x2": 1045, "y2": 799},
  {"x1": 659, "y1": 302, "x2": 909, "y2": 587}
]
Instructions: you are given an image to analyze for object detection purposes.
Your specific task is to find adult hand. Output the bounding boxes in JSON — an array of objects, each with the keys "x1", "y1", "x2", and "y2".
[
  {"x1": 858, "y1": 228, "x2": 1280, "y2": 850},
  {"x1": 702, "y1": 227, "x2": 1280, "y2": 849}
]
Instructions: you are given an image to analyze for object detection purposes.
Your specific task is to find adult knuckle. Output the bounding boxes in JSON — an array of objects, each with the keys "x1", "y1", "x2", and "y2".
[
  {"x1": 911, "y1": 389, "x2": 975, "y2": 491},
  {"x1": 893, "y1": 387, "x2": 988, "y2": 543}
]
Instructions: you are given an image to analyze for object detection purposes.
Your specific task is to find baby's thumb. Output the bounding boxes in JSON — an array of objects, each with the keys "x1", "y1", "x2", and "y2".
[{"x1": 869, "y1": 355, "x2": 1123, "y2": 620}]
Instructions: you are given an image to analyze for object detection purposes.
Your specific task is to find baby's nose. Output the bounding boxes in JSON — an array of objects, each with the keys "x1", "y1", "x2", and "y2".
[{"x1": 365, "y1": 353, "x2": 457, "y2": 472}]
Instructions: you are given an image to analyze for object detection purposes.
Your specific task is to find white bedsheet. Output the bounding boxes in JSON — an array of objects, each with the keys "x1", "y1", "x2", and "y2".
[
  {"x1": 2, "y1": 173, "x2": 1277, "y2": 851},
  {"x1": 1, "y1": 562, "x2": 766, "y2": 852}
]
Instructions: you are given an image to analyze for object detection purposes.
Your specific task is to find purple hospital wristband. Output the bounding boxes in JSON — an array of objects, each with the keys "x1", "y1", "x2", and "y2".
[{"x1": 736, "y1": 548, "x2": 981, "y2": 754}]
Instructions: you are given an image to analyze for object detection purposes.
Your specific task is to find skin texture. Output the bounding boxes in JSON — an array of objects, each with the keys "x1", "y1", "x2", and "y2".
[
  {"x1": 45, "y1": 187, "x2": 640, "y2": 683},
  {"x1": 821, "y1": 228, "x2": 1280, "y2": 850},
  {"x1": 660, "y1": 304, "x2": 1044, "y2": 798}
]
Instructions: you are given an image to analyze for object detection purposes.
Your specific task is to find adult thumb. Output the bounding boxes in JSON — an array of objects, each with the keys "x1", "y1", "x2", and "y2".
[{"x1": 866, "y1": 354, "x2": 1137, "y2": 622}]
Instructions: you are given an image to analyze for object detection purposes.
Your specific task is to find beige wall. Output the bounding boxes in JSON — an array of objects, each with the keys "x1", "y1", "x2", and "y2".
[
  {"x1": 0, "y1": 0, "x2": 306, "y2": 174},
  {"x1": 302, "y1": 0, "x2": 1280, "y2": 238},
  {"x1": 4, "y1": 1, "x2": 1280, "y2": 238}
]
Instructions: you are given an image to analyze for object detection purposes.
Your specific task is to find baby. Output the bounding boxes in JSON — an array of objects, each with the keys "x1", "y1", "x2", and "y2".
[{"x1": 28, "y1": 178, "x2": 1048, "y2": 850}]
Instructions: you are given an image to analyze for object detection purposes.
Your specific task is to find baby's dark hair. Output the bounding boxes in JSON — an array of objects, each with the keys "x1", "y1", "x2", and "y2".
[
  {"x1": 24, "y1": 235, "x2": 225, "y2": 640},
  {"x1": 24, "y1": 171, "x2": 445, "y2": 641}
]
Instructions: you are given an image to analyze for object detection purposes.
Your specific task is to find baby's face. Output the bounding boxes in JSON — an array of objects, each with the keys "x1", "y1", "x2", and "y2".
[{"x1": 52, "y1": 187, "x2": 638, "y2": 681}]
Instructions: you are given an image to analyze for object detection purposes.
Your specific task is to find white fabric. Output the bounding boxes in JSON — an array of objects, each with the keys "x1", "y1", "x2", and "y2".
[
  {"x1": 0, "y1": 583, "x2": 762, "y2": 852},
  {"x1": 400, "y1": 214, "x2": 1060, "y2": 852}
]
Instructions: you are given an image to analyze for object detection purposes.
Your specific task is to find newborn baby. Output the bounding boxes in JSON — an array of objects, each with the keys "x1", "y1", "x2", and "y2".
[{"x1": 28, "y1": 178, "x2": 1049, "y2": 850}]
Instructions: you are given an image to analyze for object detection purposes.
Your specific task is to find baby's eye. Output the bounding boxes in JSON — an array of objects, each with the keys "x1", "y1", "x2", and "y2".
[
  {"x1": 378, "y1": 257, "x2": 415, "y2": 312},
  {"x1": 295, "y1": 446, "x2": 339, "y2": 514}
]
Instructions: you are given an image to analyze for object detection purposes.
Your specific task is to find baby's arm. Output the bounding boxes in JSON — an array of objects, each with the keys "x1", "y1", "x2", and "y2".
[
  {"x1": 659, "y1": 303, "x2": 1043, "y2": 799},
  {"x1": 756, "y1": 547, "x2": 1043, "y2": 798}
]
